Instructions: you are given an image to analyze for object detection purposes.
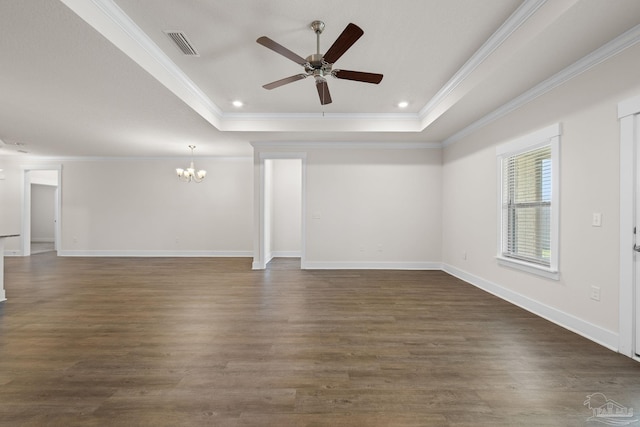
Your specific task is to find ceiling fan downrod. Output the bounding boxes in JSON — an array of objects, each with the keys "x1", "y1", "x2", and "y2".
[
  {"x1": 311, "y1": 20, "x2": 325, "y2": 55},
  {"x1": 308, "y1": 20, "x2": 329, "y2": 79}
]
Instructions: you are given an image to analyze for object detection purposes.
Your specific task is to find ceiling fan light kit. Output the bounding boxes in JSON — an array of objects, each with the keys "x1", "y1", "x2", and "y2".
[{"x1": 257, "y1": 20, "x2": 383, "y2": 105}]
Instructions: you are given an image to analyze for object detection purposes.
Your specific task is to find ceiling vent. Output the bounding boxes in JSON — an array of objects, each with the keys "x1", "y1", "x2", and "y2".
[{"x1": 165, "y1": 31, "x2": 199, "y2": 56}]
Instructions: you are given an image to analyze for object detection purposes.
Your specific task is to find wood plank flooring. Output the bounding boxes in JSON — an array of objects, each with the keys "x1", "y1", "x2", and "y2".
[{"x1": 1, "y1": 254, "x2": 639, "y2": 426}]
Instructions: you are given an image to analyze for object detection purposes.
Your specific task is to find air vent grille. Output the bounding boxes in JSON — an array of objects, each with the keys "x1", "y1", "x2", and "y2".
[{"x1": 165, "y1": 31, "x2": 199, "y2": 56}]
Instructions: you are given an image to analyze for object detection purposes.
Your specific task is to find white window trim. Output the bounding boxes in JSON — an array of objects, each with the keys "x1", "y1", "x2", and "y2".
[{"x1": 496, "y1": 123, "x2": 561, "y2": 280}]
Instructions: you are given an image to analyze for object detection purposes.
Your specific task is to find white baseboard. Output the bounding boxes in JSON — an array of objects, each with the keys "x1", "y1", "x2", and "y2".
[
  {"x1": 31, "y1": 238, "x2": 55, "y2": 243},
  {"x1": 58, "y1": 250, "x2": 253, "y2": 257},
  {"x1": 271, "y1": 251, "x2": 301, "y2": 258},
  {"x1": 302, "y1": 261, "x2": 442, "y2": 270},
  {"x1": 442, "y1": 263, "x2": 619, "y2": 352}
]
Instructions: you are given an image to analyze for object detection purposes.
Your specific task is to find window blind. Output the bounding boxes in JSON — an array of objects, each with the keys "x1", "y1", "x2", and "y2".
[{"x1": 502, "y1": 145, "x2": 552, "y2": 266}]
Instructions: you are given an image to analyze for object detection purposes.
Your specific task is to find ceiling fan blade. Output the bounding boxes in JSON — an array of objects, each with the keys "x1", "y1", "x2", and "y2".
[
  {"x1": 316, "y1": 78, "x2": 332, "y2": 105},
  {"x1": 263, "y1": 74, "x2": 308, "y2": 90},
  {"x1": 323, "y1": 23, "x2": 364, "y2": 64},
  {"x1": 332, "y1": 69, "x2": 383, "y2": 84},
  {"x1": 257, "y1": 36, "x2": 308, "y2": 66}
]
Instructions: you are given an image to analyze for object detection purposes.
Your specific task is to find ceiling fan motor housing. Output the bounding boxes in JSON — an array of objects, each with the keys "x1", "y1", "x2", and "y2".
[{"x1": 305, "y1": 53, "x2": 332, "y2": 78}]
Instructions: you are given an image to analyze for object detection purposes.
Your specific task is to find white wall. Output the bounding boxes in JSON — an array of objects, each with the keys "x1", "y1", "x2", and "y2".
[
  {"x1": 30, "y1": 183, "x2": 56, "y2": 242},
  {"x1": 61, "y1": 158, "x2": 253, "y2": 255},
  {"x1": 3, "y1": 145, "x2": 440, "y2": 266},
  {"x1": 304, "y1": 147, "x2": 441, "y2": 268},
  {"x1": 0, "y1": 157, "x2": 254, "y2": 255},
  {"x1": 271, "y1": 159, "x2": 301, "y2": 257},
  {"x1": 441, "y1": 42, "x2": 640, "y2": 348}
]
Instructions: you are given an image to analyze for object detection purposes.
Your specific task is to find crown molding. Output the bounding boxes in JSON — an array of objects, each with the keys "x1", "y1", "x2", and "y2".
[
  {"x1": 1, "y1": 143, "x2": 441, "y2": 162},
  {"x1": 60, "y1": 0, "x2": 426, "y2": 133},
  {"x1": 60, "y1": 0, "x2": 224, "y2": 125},
  {"x1": 418, "y1": 0, "x2": 583, "y2": 131},
  {"x1": 443, "y1": 23, "x2": 640, "y2": 147},
  {"x1": 61, "y1": 0, "x2": 637, "y2": 143},
  {"x1": 418, "y1": 0, "x2": 547, "y2": 121},
  {"x1": 65, "y1": 0, "x2": 552, "y2": 134},
  {"x1": 250, "y1": 141, "x2": 441, "y2": 150},
  {"x1": 220, "y1": 112, "x2": 420, "y2": 121},
  {"x1": 0, "y1": 155, "x2": 252, "y2": 162}
]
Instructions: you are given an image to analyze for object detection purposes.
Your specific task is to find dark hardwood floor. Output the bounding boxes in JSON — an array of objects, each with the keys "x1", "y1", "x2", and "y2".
[{"x1": 1, "y1": 254, "x2": 638, "y2": 426}]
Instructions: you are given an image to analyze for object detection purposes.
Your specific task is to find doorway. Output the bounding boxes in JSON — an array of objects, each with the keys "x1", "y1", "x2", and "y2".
[
  {"x1": 30, "y1": 181, "x2": 57, "y2": 253},
  {"x1": 253, "y1": 153, "x2": 305, "y2": 270},
  {"x1": 619, "y1": 94, "x2": 640, "y2": 359},
  {"x1": 22, "y1": 166, "x2": 62, "y2": 256}
]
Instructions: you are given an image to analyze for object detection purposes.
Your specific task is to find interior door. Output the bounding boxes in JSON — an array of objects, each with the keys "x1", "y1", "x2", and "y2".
[{"x1": 634, "y1": 113, "x2": 640, "y2": 356}]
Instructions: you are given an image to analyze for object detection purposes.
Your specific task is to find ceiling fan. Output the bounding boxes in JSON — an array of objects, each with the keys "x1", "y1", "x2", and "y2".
[{"x1": 257, "y1": 20, "x2": 383, "y2": 105}]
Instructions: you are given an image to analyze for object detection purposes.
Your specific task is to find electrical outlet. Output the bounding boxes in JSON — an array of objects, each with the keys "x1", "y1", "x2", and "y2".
[
  {"x1": 592, "y1": 213, "x2": 602, "y2": 227},
  {"x1": 590, "y1": 286, "x2": 601, "y2": 301}
]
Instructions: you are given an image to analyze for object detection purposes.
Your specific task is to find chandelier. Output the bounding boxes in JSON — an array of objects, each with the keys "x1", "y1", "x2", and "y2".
[{"x1": 176, "y1": 145, "x2": 206, "y2": 183}]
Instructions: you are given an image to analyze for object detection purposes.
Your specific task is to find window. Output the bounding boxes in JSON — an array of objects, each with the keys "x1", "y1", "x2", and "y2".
[{"x1": 497, "y1": 124, "x2": 560, "y2": 279}]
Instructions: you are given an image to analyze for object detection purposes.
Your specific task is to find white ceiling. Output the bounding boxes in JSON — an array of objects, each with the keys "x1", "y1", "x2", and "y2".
[{"x1": 0, "y1": 0, "x2": 639, "y2": 158}]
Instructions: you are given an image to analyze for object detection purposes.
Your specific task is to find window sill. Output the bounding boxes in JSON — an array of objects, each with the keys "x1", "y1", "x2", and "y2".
[{"x1": 496, "y1": 256, "x2": 559, "y2": 280}]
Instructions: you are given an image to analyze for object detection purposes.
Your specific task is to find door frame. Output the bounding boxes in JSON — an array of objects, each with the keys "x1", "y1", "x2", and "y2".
[
  {"x1": 619, "y1": 94, "x2": 640, "y2": 359},
  {"x1": 252, "y1": 151, "x2": 306, "y2": 270},
  {"x1": 21, "y1": 164, "x2": 62, "y2": 256}
]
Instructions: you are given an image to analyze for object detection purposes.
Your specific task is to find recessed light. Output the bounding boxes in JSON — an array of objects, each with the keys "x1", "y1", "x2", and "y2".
[
  {"x1": 232, "y1": 100, "x2": 244, "y2": 108},
  {"x1": 397, "y1": 101, "x2": 409, "y2": 108}
]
